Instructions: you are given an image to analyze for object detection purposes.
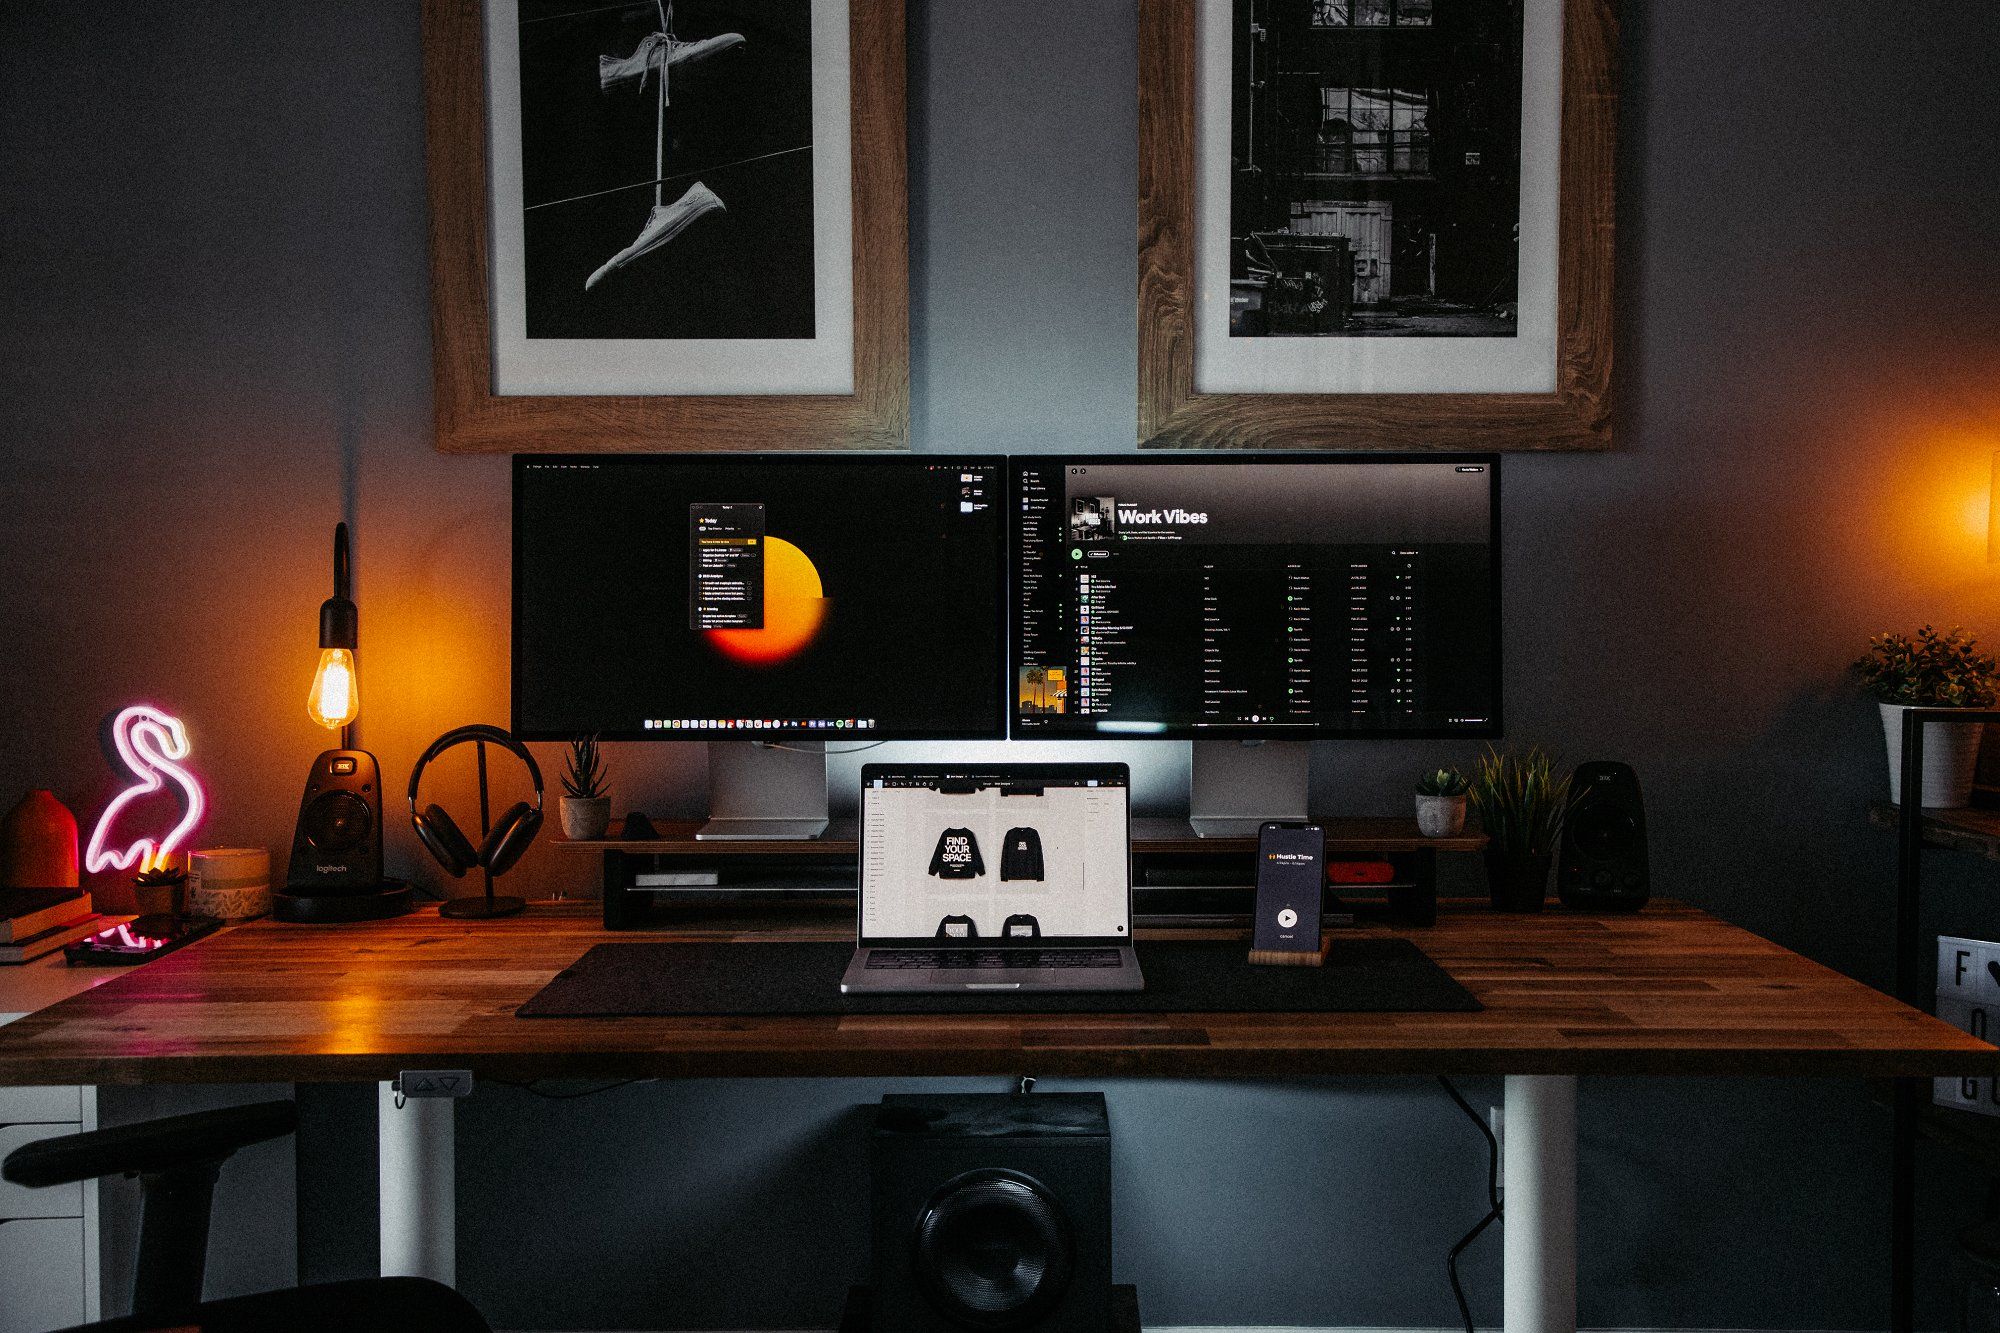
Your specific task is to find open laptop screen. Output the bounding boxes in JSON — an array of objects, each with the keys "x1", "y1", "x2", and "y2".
[{"x1": 858, "y1": 765, "x2": 1131, "y2": 943}]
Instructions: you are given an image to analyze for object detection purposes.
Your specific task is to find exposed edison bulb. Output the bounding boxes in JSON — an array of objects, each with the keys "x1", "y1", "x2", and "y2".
[{"x1": 307, "y1": 647, "x2": 359, "y2": 730}]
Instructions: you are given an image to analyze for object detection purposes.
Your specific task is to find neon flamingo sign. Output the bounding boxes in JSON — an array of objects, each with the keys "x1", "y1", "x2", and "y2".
[{"x1": 84, "y1": 705, "x2": 206, "y2": 875}]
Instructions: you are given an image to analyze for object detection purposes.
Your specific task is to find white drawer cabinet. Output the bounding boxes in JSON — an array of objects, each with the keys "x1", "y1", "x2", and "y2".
[
  {"x1": 0, "y1": 972, "x2": 111, "y2": 1329},
  {"x1": 0, "y1": 1217, "x2": 87, "y2": 1333},
  {"x1": 0, "y1": 1088, "x2": 81, "y2": 1124},
  {"x1": 0, "y1": 1124, "x2": 83, "y2": 1219}
]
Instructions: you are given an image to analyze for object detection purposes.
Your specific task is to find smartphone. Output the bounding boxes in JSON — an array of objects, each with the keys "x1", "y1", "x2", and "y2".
[{"x1": 1252, "y1": 821, "x2": 1325, "y2": 954}]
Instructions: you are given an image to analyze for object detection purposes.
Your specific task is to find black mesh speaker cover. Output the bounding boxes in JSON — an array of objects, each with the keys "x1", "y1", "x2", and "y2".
[{"x1": 913, "y1": 1169, "x2": 1074, "y2": 1329}]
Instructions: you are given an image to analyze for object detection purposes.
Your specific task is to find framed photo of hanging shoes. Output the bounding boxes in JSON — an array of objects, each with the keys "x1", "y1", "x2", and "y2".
[
  {"x1": 1138, "y1": 0, "x2": 1617, "y2": 450},
  {"x1": 423, "y1": 0, "x2": 908, "y2": 452}
]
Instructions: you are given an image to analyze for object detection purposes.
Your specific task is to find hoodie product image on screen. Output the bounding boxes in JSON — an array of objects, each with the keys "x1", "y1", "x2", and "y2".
[
  {"x1": 999, "y1": 827, "x2": 1045, "y2": 881},
  {"x1": 928, "y1": 828, "x2": 984, "y2": 879}
]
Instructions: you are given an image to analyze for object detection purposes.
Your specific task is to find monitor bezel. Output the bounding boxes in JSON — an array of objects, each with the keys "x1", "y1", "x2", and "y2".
[
  {"x1": 511, "y1": 453, "x2": 1011, "y2": 743},
  {"x1": 854, "y1": 762, "x2": 1134, "y2": 948},
  {"x1": 1006, "y1": 452, "x2": 1503, "y2": 742}
]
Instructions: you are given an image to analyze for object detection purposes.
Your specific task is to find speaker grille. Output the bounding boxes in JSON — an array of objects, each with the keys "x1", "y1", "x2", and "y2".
[
  {"x1": 913, "y1": 1168, "x2": 1073, "y2": 1329},
  {"x1": 304, "y1": 791, "x2": 372, "y2": 851}
]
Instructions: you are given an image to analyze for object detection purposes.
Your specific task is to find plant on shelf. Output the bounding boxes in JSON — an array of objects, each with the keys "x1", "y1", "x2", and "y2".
[
  {"x1": 1854, "y1": 625, "x2": 2000, "y2": 809},
  {"x1": 132, "y1": 859, "x2": 188, "y2": 919},
  {"x1": 560, "y1": 734, "x2": 613, "y2": 841},
  {"x1": 1466, "y1": 747, "x2": 1572, "y2": 912},
  {"x1": 1414, "y1": 767, "x2": 1470, "y2": 838}
]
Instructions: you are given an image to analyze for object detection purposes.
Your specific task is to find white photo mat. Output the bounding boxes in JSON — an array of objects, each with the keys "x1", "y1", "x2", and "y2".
[
  {"x1": 1192, "y1": 0, "x2": 1563, "y2": 396},
  {"x1": 484, "y1": 0, "x2": 855, "y2": 396}
]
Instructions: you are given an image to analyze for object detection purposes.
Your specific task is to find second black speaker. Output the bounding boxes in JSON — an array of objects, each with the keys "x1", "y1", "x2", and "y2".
[
  {"x1": 871, "y1": 1093, "x2": 1110, "y2": 1333},
  {"x1": 1558, "y1": 760, "x2": 1649, "y2": 912}
]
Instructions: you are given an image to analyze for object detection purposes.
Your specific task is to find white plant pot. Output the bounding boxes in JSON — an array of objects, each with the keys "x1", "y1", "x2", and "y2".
[
  {"x1": 1880, "y1": 703, "x2": 1984, "y2": 808},
  {"x1": 1416, "y1": 793, "x2": 1468, "y2": 838},
  {"x1": 560, "y1": 796, "x2": 612, "y2": 841}
]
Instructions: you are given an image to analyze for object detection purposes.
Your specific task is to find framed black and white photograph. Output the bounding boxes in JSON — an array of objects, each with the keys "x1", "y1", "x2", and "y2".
[
  {"x1": 1138, "y1": 0, "x2": 1616, "y2": 449},
  {"x1": 424, "y1": 0, "x2": 909, "y2": 452}
]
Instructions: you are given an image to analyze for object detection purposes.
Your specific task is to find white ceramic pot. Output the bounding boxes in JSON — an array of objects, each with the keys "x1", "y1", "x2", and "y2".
[
  {"x1": 560, "y1": 796, "x2": 611, "y2": 841},
  {"x1": 1880, "y1": 702, "x2": 1984, "y2": 808},
  {"x1": 1416, "y1": 793, "x2": 1468, "y2": 838}
]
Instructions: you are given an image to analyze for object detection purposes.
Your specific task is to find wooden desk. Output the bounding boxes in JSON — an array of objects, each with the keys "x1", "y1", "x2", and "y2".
[
  {"x1": 0, "y1": 902, "x2": 1980, "y2": 1085},
  {"x1": 0, "y1": 902, "x2": 1983, "y2": 1333}
]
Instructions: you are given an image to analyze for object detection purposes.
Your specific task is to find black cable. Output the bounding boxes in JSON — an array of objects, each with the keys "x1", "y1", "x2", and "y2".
[{"x1": 1439, "y1": 1076, "x2": 1501, "y2": 1333}]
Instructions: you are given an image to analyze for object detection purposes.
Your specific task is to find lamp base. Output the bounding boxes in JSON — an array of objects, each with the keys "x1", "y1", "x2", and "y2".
[
  {"x1": 439, "y1": 895, "x2": 526, "y2": 920},
  {"x1": 273, "y1": 880, "x2": 414, "y2": 924}
]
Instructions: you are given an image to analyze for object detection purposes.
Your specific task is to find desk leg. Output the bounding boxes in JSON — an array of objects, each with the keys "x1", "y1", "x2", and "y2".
[
  {"x1": 377, "y1": 1082, "x2": 455, "y2": 1284},
  {"x1": 1503, "y1": 1074, "x2": 1577, "y2": 1333}
]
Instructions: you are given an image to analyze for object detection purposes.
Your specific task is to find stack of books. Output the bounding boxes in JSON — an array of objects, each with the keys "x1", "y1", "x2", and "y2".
[{"x1": 0, "y1": 889, "x2": 103, "y2": 963}]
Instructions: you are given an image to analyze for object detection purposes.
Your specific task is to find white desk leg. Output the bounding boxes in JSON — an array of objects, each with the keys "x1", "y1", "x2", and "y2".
[
  {"x1": 377, "y1": 1081, "x2": 455, "y2": 1284},
  {"x1": 1503, "y1": 1074, "x2": 1577, "y2": 1333}
]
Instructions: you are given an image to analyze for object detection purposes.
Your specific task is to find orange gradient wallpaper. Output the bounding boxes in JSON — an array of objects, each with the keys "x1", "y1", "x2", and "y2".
[{"x1": 702, "y1": 536, "x2": 829, "y2": 666}]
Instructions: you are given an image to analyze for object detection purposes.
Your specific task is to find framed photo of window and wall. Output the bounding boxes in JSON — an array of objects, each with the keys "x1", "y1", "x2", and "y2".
[
  {"x1": 1138, "y1": 0, "x2": 1616, "y2": 450},
  {"x1": 423, "y1": 0, "x2": 908, "y2": 453}
]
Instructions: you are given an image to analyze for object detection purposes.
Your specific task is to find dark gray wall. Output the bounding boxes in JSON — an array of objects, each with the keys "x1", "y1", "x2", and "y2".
[{"x1": 5, "y1": 1, "x2": 2000, "y2": 1327}]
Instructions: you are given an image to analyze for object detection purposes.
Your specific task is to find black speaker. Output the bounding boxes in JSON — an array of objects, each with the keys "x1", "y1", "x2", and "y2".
[
  {"x1": 871, "y1": 1094, "x2": 1111, "y2": 1333},
  {"x1": 1558, "y1": 760, "x2": 1649, "y2": 912},
  {"x1": 276, "y1": 749, "x2": 410, "y2": 922}
]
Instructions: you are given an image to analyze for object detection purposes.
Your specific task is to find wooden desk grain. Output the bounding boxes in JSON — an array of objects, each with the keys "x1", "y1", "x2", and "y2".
[{"x1": 0, "y1": 903, "x2": 1985, "y2": 1085}]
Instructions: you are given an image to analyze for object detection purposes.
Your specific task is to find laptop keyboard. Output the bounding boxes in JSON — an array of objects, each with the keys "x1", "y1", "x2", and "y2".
[{"x1": 866, "y1": 948, "x2": 1125, "y2": 971}]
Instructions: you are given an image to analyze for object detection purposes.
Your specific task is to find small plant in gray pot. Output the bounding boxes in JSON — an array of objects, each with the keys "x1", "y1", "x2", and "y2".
[
  {"x1": 1467, "y1": 747, "x2": 1572, "y2": 912},
  {"x1": 559, "y1": 735, "x2": 612, "y2": 840},
  {"x1": 1854, "y1": 625, "x2": 1999, "y2": 809},
  {"x1": 1414, "y1": 767, "x2": 1470, "y2": 837}
]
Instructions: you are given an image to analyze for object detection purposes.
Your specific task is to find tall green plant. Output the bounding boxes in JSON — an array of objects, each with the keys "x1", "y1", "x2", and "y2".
[
  {"x1": 1467, "y1": 747, "x2": 1572, "y2": 855},
  {"x1": 1853, "y1": 625, "x2": 1999, "y2": 707}
]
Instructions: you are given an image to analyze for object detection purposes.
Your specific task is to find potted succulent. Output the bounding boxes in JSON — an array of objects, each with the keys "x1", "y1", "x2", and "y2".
[
  {"x1": 559, "y1": 735, "x2": 612, "y2": 840},
  {"x1": 1467, "y1": 747, "x2": 1572, "y2": 912},
  {"x1": 1854, "y1": 625, "x2": 2000, "y2": 809},
  {"x1": 132, "y1": 859, "x2": 188, "y2": 919},
  {"x1": 1414, "y1": 767, "x2": 1470, "y2": 837}
]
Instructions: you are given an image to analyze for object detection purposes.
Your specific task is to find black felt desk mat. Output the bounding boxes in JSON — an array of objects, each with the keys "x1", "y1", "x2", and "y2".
[{"x1": 516, "y1": 939, "x2": 1479, "y2": 1017}]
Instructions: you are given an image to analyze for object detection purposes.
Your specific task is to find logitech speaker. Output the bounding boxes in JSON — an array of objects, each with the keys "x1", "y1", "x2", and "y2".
[
  {"x1": 284, "y1": 749, "x2": 385, "y2": 893},
  {"x1": 871, "y1": 1094, "x2": 1111, "y2": 1333},
  {"x1": 1558, "y1": 760, "x2": 1649, "y2": 912}
]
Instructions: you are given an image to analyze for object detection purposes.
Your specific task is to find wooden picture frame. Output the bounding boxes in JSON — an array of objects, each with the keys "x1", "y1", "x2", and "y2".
[
  {"x1": 1138, "y1": 0, "x2": 1617, "y2": 450},
  {"x1": 423, "y1": 0, "x2": 909, "y2": 453}
]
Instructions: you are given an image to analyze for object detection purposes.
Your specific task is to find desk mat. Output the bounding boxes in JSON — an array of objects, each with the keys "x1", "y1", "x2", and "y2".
[{"x1": 516, "y1": 939, "x2": 1479, "y2": 1018}]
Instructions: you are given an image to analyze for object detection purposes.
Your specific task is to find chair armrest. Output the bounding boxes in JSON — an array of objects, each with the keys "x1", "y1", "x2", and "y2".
[{"x1": 2, "y1": 1099, "x2": 296, "y2": 1188}]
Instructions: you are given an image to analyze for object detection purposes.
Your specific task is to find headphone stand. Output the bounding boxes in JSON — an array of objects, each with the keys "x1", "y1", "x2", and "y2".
[
  {"x1": 434, "y1": 737, "x2": 527, "y2": 920},
  {"x1": 439, "y1": 868, "x2": 524, "y2": 920}
]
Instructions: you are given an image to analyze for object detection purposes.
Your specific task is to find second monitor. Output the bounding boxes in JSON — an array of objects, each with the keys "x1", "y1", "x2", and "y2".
[{"x1": 1011, "y1": 455, "x2": 1501, "y2": 834}]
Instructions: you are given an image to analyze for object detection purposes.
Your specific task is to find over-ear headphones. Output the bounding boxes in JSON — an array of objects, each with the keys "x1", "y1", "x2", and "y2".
[{"x1": 408, "y1": 725, "x2": 544, "y2": 879}]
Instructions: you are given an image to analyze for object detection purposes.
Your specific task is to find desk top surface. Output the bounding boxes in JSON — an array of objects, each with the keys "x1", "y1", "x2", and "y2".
[{"x1": 0, "y1": 902, "x2": 1985, "y2": 1084}]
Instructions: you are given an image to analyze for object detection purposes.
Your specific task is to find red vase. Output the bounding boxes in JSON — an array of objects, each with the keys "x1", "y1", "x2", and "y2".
[{"x1": 0, "y1": 790, "x2": 80, "y2": 889}]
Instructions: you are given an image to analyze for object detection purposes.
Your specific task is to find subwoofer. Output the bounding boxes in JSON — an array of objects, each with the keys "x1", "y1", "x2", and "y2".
[
  {"x1": 871, "y1": 1094, "x2": 1110, "y2": 1333},
  {"x1": 1558, "y1": 760, "x2": 1649, "y2": 912}
]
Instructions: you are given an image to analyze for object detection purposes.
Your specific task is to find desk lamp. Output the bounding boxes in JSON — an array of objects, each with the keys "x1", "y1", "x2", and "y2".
[
  {"x1": 274, "y1": 523, "x2": 412, "y2": 922},
  {"x1": 307, "y1": 524, "x2": 360, "y2": 736}
]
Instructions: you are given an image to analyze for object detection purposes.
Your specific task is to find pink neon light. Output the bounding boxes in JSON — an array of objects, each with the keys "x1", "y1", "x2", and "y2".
[{"x1": 84, "y1": 705, "x2": 206, "y2": 875}]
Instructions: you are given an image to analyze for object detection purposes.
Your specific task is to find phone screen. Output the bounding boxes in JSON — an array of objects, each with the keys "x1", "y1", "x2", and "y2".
[{"x1": 1252, "y1": 822, "x2": 1325, "y2": 952}]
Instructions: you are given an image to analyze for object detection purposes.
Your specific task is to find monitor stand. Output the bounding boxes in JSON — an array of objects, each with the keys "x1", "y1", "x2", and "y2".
[
  {"x1": 696, "y1": 742, "x2": 831, "y2": 841},
  {"x1": 1187, "y1": 740, "x2": 1310, "y2": 839}
]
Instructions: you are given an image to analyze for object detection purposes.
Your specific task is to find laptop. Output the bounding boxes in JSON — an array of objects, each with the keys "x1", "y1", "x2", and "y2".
[{"x1": 840, "y1": 763, "x2": 1144, "y2": 994}]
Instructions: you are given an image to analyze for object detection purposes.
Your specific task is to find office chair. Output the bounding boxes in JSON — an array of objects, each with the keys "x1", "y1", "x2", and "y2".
[{"x1": 2, "y1": 1099, "x2": 488, "y2": 1332}]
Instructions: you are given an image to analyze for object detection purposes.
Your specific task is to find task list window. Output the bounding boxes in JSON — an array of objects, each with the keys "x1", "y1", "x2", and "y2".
[{"x1": 688, "y1": 503, "x2": 765, "y2": 630}]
